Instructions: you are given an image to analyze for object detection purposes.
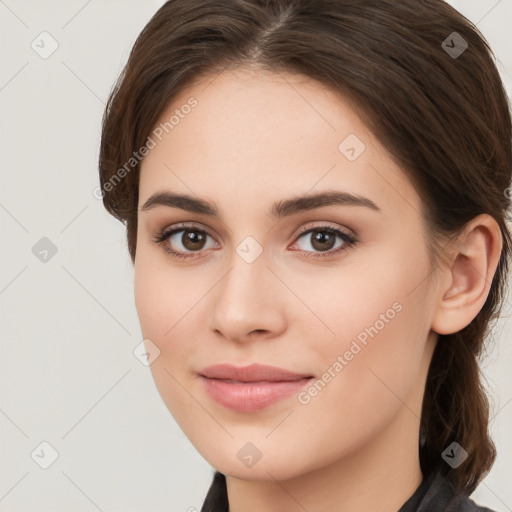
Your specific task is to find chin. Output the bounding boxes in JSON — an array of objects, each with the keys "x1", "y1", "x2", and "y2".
[
  {"x1": 198, "y1": 441, "x2": 316, "y2": 483},
  {"x1": 214, "y1": 460, "x2": 304, "y2": 482}
]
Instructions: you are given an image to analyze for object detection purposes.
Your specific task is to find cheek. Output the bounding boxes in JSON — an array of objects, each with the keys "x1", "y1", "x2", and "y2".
[
  {"x1": 133, "y1": 253, "x2": 212, "y2": 417},
  {"x1": 300, "y1": 242, "x2": 432, "y2": 405},
  {"x1": 134, "y1": 252, "x2": 199, "y2": 348},
  {"x1": 289, "y1": 253, "x2": 419, "y2": 350},
  {"x1": 291, "y1": 293, "x2": 429, "y2": 472},
  {"x1": 134, "y1": 264, "x2": 167, "y2": 342},
  {"x1": 134, "y1": 261, "x2": 200, "y2": 420}
]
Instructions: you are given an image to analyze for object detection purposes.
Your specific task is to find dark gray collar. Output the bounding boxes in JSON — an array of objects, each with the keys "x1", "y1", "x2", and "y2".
[{"x1": 200, "y1": 469, "x2": 496, "y2": 512}]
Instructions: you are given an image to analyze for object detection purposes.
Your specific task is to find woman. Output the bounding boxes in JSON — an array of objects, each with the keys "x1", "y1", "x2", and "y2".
[{"x1": 98, "y1": 0, "x2": 511, "y2": 510}]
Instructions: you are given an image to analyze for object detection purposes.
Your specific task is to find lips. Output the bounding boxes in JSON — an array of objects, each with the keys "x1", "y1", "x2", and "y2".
[
  {"x1": 198, "y1": 364, "x2": 314, "y2": 412},
  {"x1": 199, "y1": 363, "x2": 312, "y2": 382}
]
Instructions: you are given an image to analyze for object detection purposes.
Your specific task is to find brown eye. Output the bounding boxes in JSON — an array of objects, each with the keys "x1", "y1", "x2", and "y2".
[
  {"x1": 291, "y1": 225, "x2": 358, "y2": 259},
  {"x1": 153, "y1": 225, "x2": 219, "y2": 259},
  {"x1": 308, "y1": 230, "x2": 337, "y2": 251},
  {"x1": 180, "y1": 230, "x2": 208, "y2": 251}
]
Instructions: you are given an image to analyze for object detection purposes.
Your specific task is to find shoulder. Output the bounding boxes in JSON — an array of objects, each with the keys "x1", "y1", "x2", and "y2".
[
  {"x1": 446, "y1": 494, "x2": 497, "y2": 512},
  {"x1": 420, "y1": 471, "x2": 498, "y2": 512}
]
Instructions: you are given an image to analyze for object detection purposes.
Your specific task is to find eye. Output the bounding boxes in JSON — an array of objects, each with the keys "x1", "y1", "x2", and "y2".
[
  {"x1": 152, "y1": 222, "x2": 358, "y2": 260},
  {"x1": 289, "y1": 224, "x2": 358, "y2": 259},
  {"x1": 152, "y1": 223, "x2": 219, "y2": 260}
]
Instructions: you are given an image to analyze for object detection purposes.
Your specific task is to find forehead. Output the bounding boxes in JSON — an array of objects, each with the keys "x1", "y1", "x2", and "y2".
[{"x1": 138, "y1": 67, "x2": 422, "y2": 221}]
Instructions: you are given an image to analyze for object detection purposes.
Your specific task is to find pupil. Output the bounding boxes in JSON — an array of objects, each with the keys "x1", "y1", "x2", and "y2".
[
  {"x1": 312, "y1": 231, "x2": 334, "y2": 251},
  {"x1": 184, "y1": 230, "x2": 205, "y2": 250}
]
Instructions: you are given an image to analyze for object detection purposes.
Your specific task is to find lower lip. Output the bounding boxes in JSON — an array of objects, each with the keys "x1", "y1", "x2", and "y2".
[{"x1": 200, "y1": 376, "x2": 313, "y2": 412}]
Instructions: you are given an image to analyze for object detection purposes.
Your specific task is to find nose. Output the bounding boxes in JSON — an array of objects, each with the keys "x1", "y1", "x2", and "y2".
[{"x1": 208, "y1": 244, "x2": 287, "y2": 343}]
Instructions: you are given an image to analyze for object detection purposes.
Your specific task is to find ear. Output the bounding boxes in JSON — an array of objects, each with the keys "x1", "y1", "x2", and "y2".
[{"x1": 431, "y1": 214, "x2": 503, "y2": 335}]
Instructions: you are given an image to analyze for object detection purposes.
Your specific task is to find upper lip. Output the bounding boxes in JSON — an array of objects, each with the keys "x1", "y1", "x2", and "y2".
[{"x1": 199, "y1": 363, "x2": 313, "y2": 382}]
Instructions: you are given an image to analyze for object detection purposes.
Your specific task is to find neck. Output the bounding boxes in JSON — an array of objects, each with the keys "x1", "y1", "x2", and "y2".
[{"x1": 226, "y1": 405, "x2": 424, "y2": 512}]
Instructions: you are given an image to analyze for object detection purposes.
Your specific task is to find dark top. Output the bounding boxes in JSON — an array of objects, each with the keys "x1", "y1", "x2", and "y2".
[{"x1": 200, "y1": 470, "x2": 497, "y2": 512}]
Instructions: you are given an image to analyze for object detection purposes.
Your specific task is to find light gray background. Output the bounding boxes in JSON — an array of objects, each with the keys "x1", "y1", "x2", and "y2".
[{"x1": 0, "y1": 1, "x2": 511, "y2": 511}]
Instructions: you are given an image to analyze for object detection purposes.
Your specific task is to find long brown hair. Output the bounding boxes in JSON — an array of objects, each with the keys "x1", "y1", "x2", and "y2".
[{"x1": 98, "y1": 0, "x2": 512, "y2": 495}]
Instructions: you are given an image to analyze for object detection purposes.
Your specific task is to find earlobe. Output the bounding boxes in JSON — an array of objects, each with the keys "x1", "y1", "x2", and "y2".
[{"x1": 431, "y1": 214, "x2": 503, "y2": 336}]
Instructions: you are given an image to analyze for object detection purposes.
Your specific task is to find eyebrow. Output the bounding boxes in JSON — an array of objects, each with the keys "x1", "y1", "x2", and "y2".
[{"x1": 140, "y1": 190, "x2": 380, "y2": 218}]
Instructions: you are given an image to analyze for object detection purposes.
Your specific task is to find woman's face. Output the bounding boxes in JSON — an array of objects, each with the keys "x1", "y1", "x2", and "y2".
[{"x1": 134, "y1": 67, "x2": 440, "y2": 481}]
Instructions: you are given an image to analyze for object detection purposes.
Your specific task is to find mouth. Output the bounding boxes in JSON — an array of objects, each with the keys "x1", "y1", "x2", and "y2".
[
  {"x1": 199, "y1": 363, "x2": 313, "y2": 382},
  {"x1": 198, "y1": 363, "x2": 314, "y2": 412}
]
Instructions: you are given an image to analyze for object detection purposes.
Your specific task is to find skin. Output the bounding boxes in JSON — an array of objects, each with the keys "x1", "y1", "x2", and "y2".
[{"x1": 134, "y1": 67, "x2": 502, "y2": 512}]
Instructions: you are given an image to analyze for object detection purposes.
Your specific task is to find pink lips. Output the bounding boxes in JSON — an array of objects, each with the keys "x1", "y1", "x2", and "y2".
[{"x1": 199, "y1": 363, "x2": 313, "y2": 412}]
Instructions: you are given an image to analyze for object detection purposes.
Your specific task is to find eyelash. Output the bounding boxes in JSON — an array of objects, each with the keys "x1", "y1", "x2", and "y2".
[{"x1": 152, "y1": 222, "x2": 359, "y2": 260}]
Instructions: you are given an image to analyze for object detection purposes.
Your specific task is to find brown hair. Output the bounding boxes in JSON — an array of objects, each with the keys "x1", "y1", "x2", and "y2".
[{"x1": 99, "y1": 0, "x2": 512, "y2": 495}]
